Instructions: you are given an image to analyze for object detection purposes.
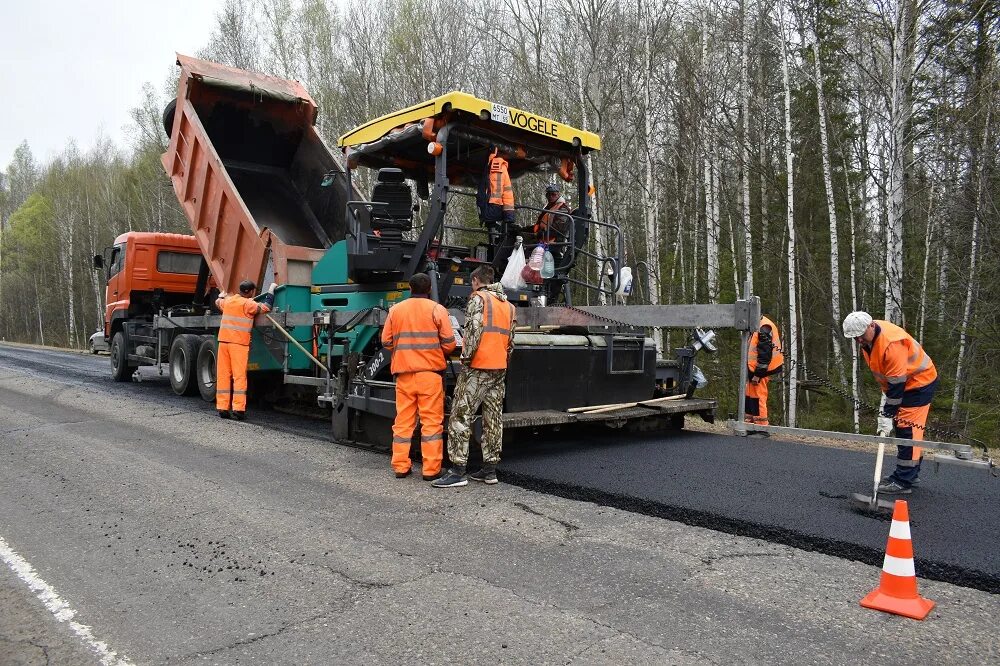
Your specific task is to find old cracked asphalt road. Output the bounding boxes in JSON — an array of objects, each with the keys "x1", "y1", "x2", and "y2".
[{"x1": 1, "y1": 342, "x2": 998, "y2": 665}]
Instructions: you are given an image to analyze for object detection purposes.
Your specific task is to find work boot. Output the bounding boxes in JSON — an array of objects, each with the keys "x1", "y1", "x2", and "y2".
[
  {"x1": 877, "y1": 477, "x2": 912, "y2": 495},
  {"x1": 432, "y1": 466, "x2": 468, "y2": 488},
  {"x1": 218, "y1": 410, "x2": 231, "y2": 420},
  {"x1": 422, "y1": 472, "x2": 441, "y2": 482},
  {"x1": 395, "y1": 469, "x2": 411, "y2": 479},
  {"x1": 470, "y1": 464, "x2": 498, "y2": 485},
  {"x1": 232, "y1": 411, "x2": 246, "y2": 422}
]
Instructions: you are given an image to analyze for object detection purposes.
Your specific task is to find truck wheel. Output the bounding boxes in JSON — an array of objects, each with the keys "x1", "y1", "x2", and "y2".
[
  {"x1": 196, "y1": 337, "x2": 218, "y2": 403},
  {"x1": 110, "y1": 331, "x2": 134, "y2": 382},
  {"x1": 162, "y1": 99, "x2": 176, "y2": 139},
  {"x1": 169, "y1": 334, "x2": 200, "y2": 396}
]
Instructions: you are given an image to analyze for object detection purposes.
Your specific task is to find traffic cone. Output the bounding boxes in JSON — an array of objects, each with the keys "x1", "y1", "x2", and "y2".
[{"x1": 860, "y1": 499, "x2": 935, "y2": 620}]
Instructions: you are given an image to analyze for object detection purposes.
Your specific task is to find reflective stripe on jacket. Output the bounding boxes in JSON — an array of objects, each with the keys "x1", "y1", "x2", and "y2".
[
  {"x1": 862, "y1": 320, "x2": 937, "y2": 414},
  {"x1": 487, "y1": 152, "x2": 515, "y2": 214},
  {"x1": 381, "y1": 296, "x2": 457, "y2": 374},
  {"x1": 470, "y1": 290, "x2": 515, "y2": 370},
  {"x1": 748, "y1": 315, "x2": 784, "y2": 377},
  {"x1": 217, "y1": 295, "x2": 270, "y2": 346}
]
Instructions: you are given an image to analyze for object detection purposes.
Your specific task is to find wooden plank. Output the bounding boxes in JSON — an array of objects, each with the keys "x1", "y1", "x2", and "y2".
[
  {"x1": 567, "y1": 401, "x2": 637, "y2": 413},
  {"x1": 579, "y1": 402, "x2": 641, "y2": 415}
]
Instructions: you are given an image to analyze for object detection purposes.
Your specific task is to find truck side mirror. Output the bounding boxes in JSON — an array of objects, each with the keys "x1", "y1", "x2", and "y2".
[{"x1": 93, "y1": 254, "x2": 104, "y2": 270}]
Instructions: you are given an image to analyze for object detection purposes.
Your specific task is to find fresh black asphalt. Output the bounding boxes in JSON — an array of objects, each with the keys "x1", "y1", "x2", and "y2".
[
  {"x1": 6, "y1": 343, "x2": 998, "y2": 594},
  {"x1": 502, "y1": 430, "x2": 1000, "y2": 593}
]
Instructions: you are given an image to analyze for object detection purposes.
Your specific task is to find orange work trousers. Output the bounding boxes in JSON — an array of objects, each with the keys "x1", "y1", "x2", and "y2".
[
  {"x1": 744, "y1": 377, "x2": 771, "y2": 426},
  {"x1": 392, "y1": 371, "x2": 444, "y2": 476},
  {"x1": 216, "y1": 342, "x2": 249, "y2": 413},
  {"x1": 891, "y1": 403, "x2": 930, "y2": 484}
]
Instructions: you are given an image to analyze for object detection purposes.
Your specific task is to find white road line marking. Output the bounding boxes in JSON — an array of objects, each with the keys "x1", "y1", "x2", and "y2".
[{"x1": 0, "y1": 534, "x2": 133, "y2": 666}]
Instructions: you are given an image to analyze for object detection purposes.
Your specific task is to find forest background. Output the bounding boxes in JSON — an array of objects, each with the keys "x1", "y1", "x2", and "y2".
[{"x1": 0, "y1": 0, "x2": 996, "y2": 443}]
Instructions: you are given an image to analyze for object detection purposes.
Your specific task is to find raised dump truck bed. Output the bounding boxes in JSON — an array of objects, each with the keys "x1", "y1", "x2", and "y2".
[{"x1": 161, "y1": 54, "x2": 354, "y2": 291}]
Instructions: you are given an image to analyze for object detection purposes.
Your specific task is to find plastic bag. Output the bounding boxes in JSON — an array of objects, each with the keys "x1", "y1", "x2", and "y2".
[
  {"x1": 501, "y1": 244, "x2": 528, "y2": 290},
  {"x1": 521, "y1": 264, "x2": 544, "y2": 285}
]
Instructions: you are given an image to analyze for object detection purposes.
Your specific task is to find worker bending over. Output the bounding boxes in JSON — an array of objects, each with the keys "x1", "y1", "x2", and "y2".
[
  {"x1": 745, "y1": 315, "x2": 784, "y2": 428},
  {"x1": 843, "y1": 311, "x2": 938, "y2": 494},
  {"x1": 381, "y1": 273, "x2": 456, "y2": 480},
  {"x1": 434, "y1": 266, "x2": 516, "y2": 488},
  {"x1": 216, "y1": 280, "x2": 275, "y2": 421}
]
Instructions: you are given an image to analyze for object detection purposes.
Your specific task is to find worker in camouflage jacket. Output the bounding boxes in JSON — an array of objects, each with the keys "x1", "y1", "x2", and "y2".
[{"x1": 434, "y1": 266, "x2": 516, "y2": 488}]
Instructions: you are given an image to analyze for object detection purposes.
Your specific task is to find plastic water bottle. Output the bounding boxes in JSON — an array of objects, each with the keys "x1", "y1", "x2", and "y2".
[
  {"x1": 541, "y1": 247, "x2": 555, "y2": 278},
  {"x1": 528, "y1": 245, "x2": 545, "y2": 270}
]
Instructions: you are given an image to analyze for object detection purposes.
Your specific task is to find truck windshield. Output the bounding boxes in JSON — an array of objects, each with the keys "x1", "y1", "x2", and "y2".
[{"x1": 156, "y1": 251, "x2": 202, "y2": 275}]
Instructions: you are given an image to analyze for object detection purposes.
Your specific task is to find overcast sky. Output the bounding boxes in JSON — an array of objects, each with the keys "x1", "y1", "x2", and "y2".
[{"x1": 0, "y1": 0, "x2": 224, "y2": 170}]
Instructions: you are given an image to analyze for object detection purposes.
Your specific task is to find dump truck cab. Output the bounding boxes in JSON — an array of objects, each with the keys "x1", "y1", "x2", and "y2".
[
  {"x1": 95, "y1": 232, "x2": 208, "y2": 340},
  {"x1": 337, "y1": 92, "x2": 622, "y2": 305}
]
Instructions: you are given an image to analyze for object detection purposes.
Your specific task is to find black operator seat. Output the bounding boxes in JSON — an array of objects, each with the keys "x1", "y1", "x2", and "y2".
[{"x1": 370, "y1": 168, "x2": 413, "y2": 231}]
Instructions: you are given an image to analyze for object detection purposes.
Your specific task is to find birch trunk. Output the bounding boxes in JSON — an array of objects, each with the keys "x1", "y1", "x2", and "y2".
[
  {"x1": 843, "y1": 153, "x2": 861, "y2": 433},
  {"x1": 779, "y1": 0, "x2": 798, "y2": 427},
  {"x1": 951, "y1": 106, "x2": 991, "y2": 421},
  {"x1": 702, "y1": 18, "x2": 720, "y2": 304},
  {"x1": 642, "y1": 17, "x2": 662, "y2": 357},
  {"x1": 741, "y1": 0, "x2": 753, "y2": 293},
  {"x1": 811, "y1": 35, "x2": 845, "y2": 385},
  {"x1": 917, "y1": 181, "x2": 935, "y2": 342},
  {"x1": 884, "y1": 0, "x2": 914, "y2": 324},
  {"x1": 577, "y1": 70, "x2": 607, "y2": 305}
]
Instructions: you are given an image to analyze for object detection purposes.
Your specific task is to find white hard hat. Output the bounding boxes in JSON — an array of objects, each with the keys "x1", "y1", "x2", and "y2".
[{"x1": 842, "y1": 311, "x2": 873, "y2": 338}]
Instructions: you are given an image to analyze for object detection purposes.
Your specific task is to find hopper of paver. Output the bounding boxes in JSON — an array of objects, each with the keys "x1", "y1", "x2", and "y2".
[{"x1": 161, "y1": 54, "x2": 355, "y2": 292}]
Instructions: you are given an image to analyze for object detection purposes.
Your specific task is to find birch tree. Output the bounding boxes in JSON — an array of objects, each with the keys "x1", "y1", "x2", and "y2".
[{"x1": 778, "y1": 0, "x2": 799, "y2": 427}]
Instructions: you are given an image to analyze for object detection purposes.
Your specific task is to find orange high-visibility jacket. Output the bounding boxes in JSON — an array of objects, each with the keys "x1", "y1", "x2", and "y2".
[
  {"x1": 862, "y1": 320, "x2": 937, "y2": 410},
  {"x1": 748, "y1": 315, "x2": 784, "y2": 377},
  {"x1": 534, "y1": 197, "x2": 571, "y2": 243},
  {"x1": 487, "y1": 151, "x2": 515, "y2": 215},
  {"x1": 470, "y1": 290, "x2": 516, "y2": 370},
  {"x1": 217, "y1": 295, "x2": 271, "y2": 346},
  {"x1": 381, "y1": 296, "x2": 456, "y2": 374}
]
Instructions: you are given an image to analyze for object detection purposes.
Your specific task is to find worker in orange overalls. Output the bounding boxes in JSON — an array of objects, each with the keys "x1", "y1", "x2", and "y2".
[
  {"x1": 843, "y1": 311, "x2": 939, "y2": 494},
  {"x1": 380, "y1": 273, "x2": 456, "y2": 480},
  {"x1": 745, "y1": 315, "x2": 784, "y2": 428},
  {"x1": 434, "y1": 265, "x2": 517, "y2": 488},
  {"x1": 215, "y1": 279, "x2": 274, "y2": 421}
]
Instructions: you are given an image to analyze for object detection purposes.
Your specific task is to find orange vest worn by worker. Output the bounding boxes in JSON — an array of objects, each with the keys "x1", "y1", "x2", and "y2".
[
  {"x1": 381, "y1": 295, "x2": 456, "y2": 477},
  {"x1": 216, "y1": 293, "x2": 271, "y2": 414},
  {"x1": 488, "y1": 150, "x2": 515, "y2": 220},
  {"x1": 744, "y1": 315, "x2": 783, "y2": 426},
  {"x1": 470, "y1": 290, "x2": 515, "y2": 370},
  {"x1": 534, "y1": 196, "x2": 571, "y2": 244}
]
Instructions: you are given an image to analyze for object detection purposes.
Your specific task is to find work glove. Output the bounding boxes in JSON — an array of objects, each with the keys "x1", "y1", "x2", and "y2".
[
  {"x1": 268, "y1": 283, "x2": 277, "y2": 295},
  {"x1": 749, "y1": 375, "x2": 761, "y2": 385},
  {"x1": 218, "y1": 291, "x2": 228, "y2": 299},
  {"x1": 877, "y1": 415, "x2": 893, "y2": 438}
]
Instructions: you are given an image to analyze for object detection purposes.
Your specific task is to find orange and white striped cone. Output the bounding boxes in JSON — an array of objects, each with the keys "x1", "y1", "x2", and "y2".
[{"x1": 860, "y1": 499, "x2": 935, "y2": 620}]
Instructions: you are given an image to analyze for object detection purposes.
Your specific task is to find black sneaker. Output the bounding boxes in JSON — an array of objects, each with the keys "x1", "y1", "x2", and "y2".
[
  {"x1": 218, "y1": 410, "x2": 231, "y2": 420},
  {"x1": 432, "y1": 467, "x2": 468, "y2": 488},
  {"x1": 470, "y1": 465, "x2": 498, "y2": 485},
  {"x1": 878, "y1": 478, "x2": 912, "y2": 494},
  {"x1": 395, "y1": 469, "x2": 411, "y2": 479},
  {"x1": 232, "y1": 412, "x2": 246, "y2": 422}
]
